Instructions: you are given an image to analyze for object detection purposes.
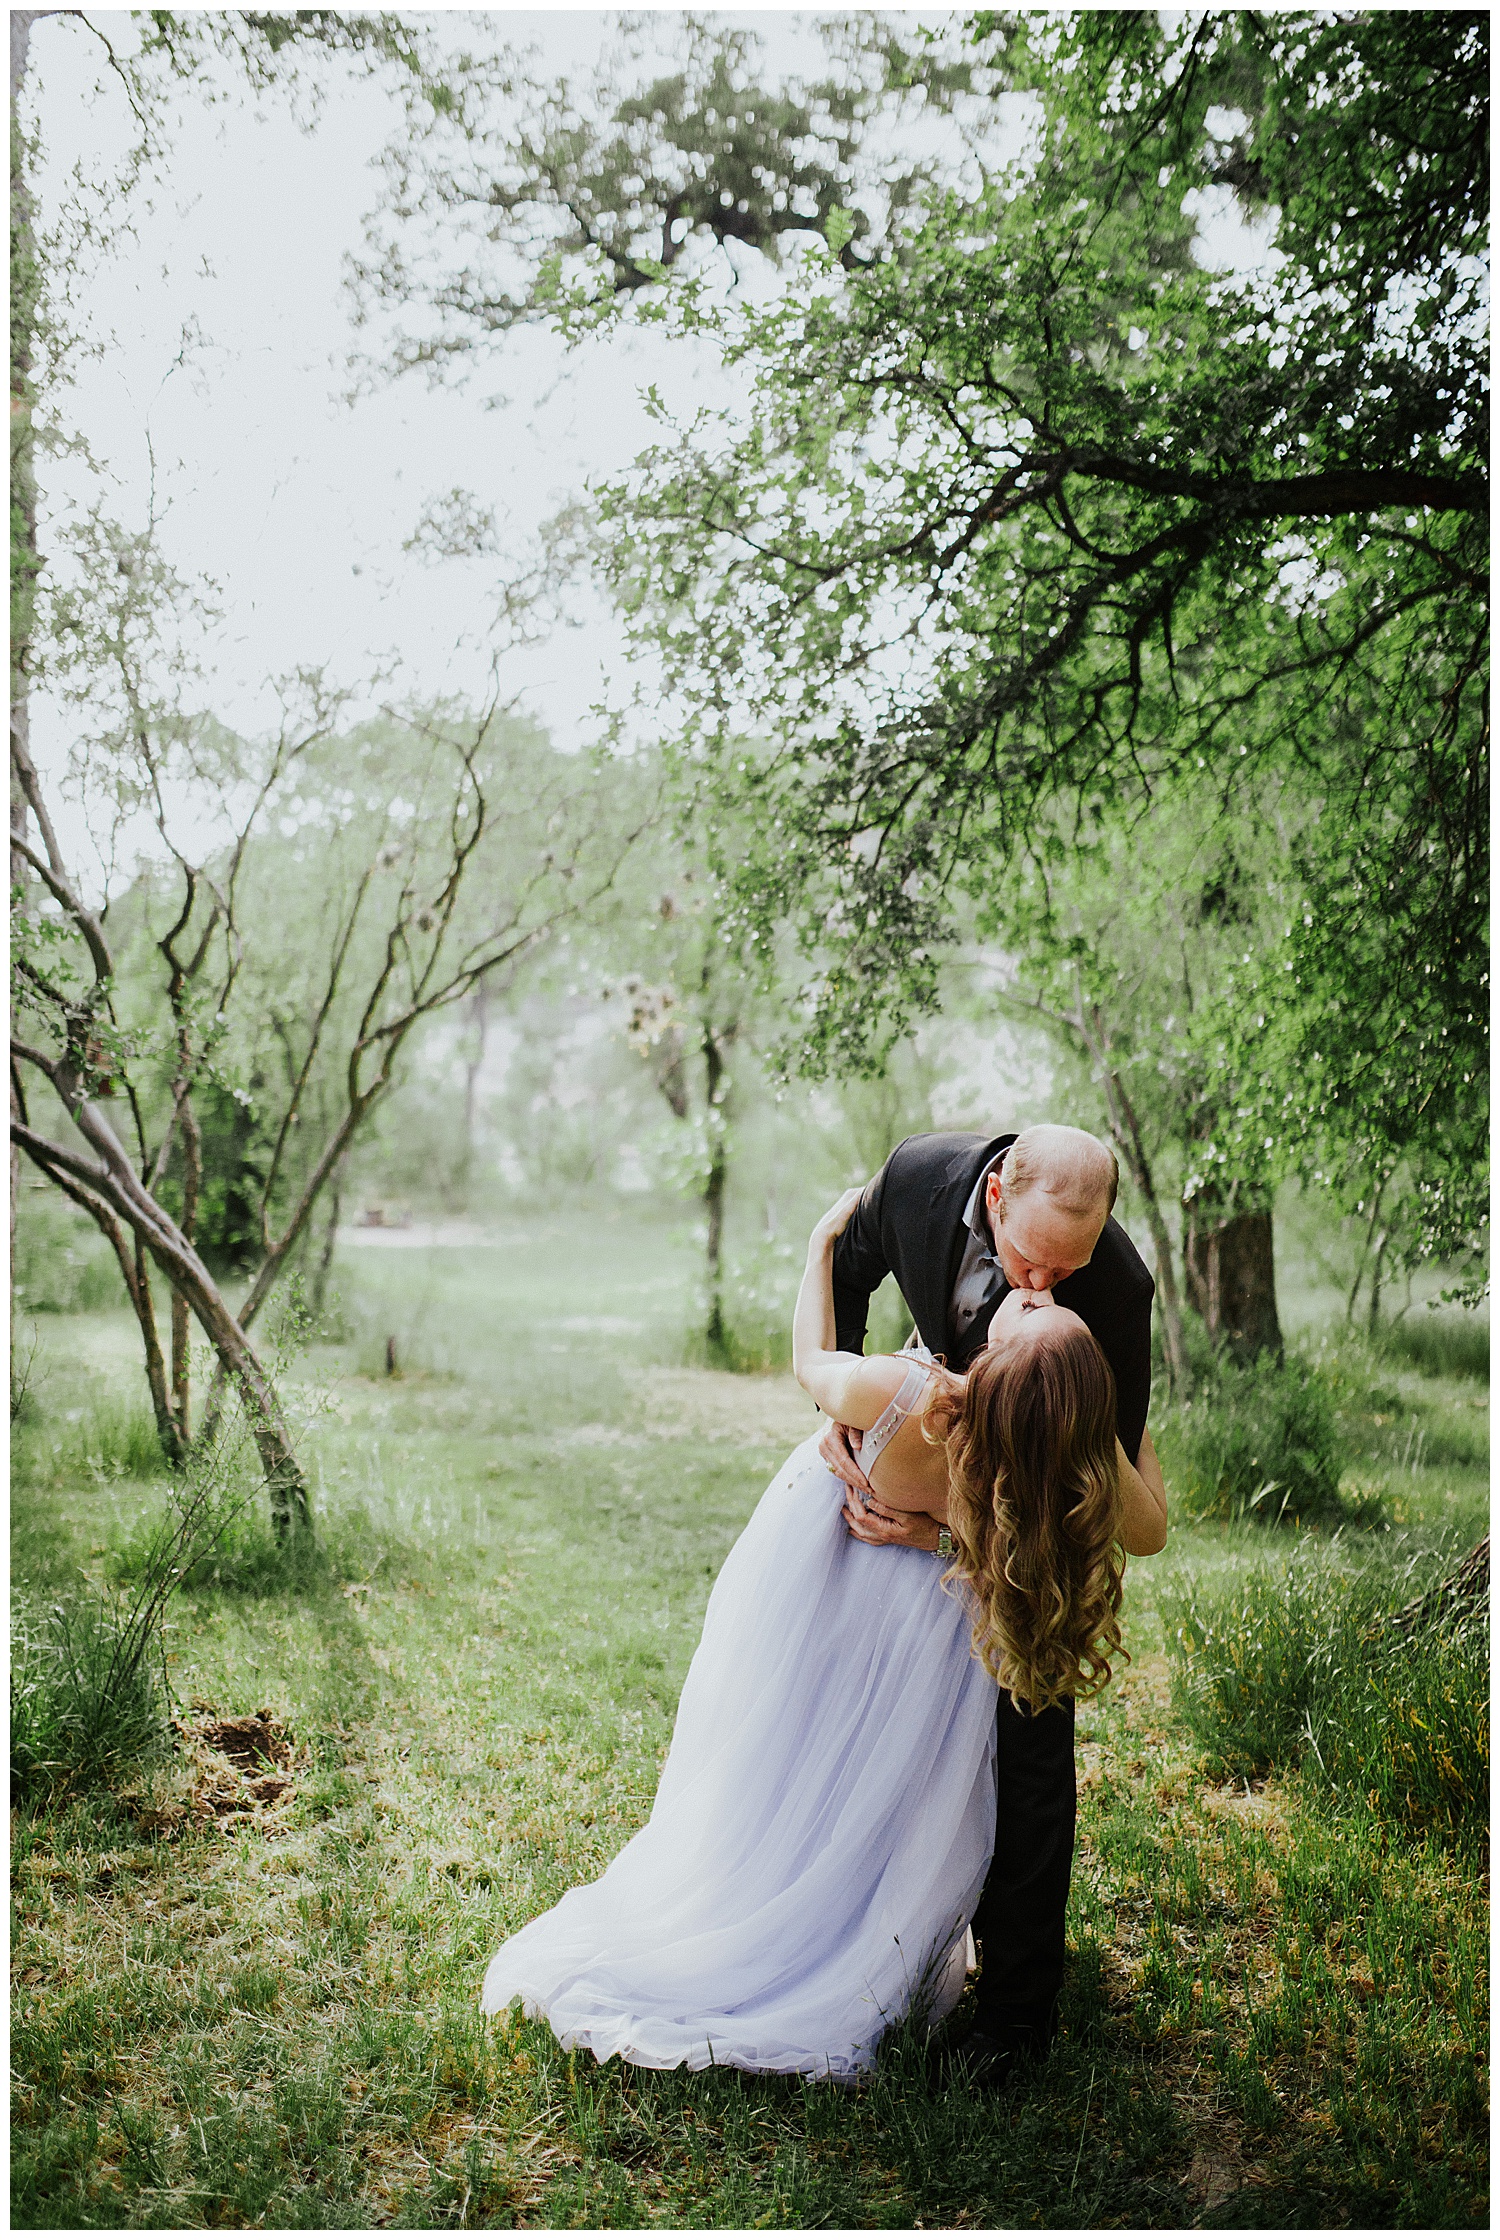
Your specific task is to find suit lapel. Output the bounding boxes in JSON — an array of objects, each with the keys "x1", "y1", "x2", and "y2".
[{"x1": 889, "y1": 1131, "x2": 1016, "y2": 1361}]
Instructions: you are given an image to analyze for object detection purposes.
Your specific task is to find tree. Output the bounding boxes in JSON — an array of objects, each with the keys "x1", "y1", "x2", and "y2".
[
  {"x1": 349, "y1": 14, "x2": 994, "y2": 378},
  {"x1": 338, "y1": 10, "x2": 1485, "y2": 1313},
  {"x1": 986, "y1": 785, "x2": 1306, "y2": 1380},
  {"x1": 12, "y1": 653, "x2": 627, "y2": 1524},
  {"x1": 12, "y1": 12, "x2": 650, "y2": 1520},
  {"x1": 570, "y1": 8, "x2": 1485, "y2": 1293},
  {"x1": 360, "y1": 10, "x2": 1485, "y2": 1282},
  {"x1": 586, "y1": 779, "x2": 786, "y2": 1363}
]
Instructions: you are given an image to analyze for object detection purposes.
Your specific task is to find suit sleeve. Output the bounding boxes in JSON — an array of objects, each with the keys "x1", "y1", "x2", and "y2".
[
  {"x1": 1109, "y1": 1277, "x2": 1154, "y2": 1467},
  {"x1": 830, "y1": 1151, "x2": 897, "y2": 1357}
]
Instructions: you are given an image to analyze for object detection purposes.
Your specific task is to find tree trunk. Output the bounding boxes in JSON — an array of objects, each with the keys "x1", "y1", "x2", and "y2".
[
  {"x1": 1184, "y1": 1205, "x2": 1282, "y2": 1362},
  {"x1": 133, "y1": 1232, "x2": 184, "y2": 1462},
  {"x1": 13, "y1": 1107, "x2": 310, "y2": 1535},
  {"x1": 1134, "y1": 1183, "x2": 1189, "y2": 1393},
  {"x1": 46, "y1": 1165, "x2": 186, "y2": 1467},
  {"x1": 310, "y1": 1143, "x2": 348, "y2": 1320},
  {"x1": 460, "y1": 975, "x2": 489, "y2": 1185},
  {"x1": 1344, "y1": 1175, "x2": 1380, "y2": 1324},
  {"x1": 184, "y1": 1271, "x2": 309, "y2": 1537},
  {"x1": 171, "y1": 1091, "x2": 202, "y2": 1439},
  {"x1": 1366, "y1": 1225, "x2": 1390, "y2": 1338},
  {"x1": 11, "y1": 11, "x2": 40, "y2": 1382},
  {"x1": 702, "y1": 1027, "x2": 728, "y2": 1361}
]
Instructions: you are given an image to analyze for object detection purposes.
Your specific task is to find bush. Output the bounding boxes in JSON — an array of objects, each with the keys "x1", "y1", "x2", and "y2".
[
  {"x1": 1379, "y1": 1309, "x2": 1490, "y2": 1382},
  {"x1": 1157, "y1": 1350, "x2": 1354, "y2": 1526},
  {"x1": 690, "y1": 1243, "x2": 916, "y2": 1375},
  {"x1": 11, "y1": 1595, "x2": 171, "y2": 1803},
  {"x1": 110, "y1": 1499, "x2": 330, "y2": 1599},
  {"x1": 1163, "y1": 1540, "x2": 1487, "y2": 1842}
]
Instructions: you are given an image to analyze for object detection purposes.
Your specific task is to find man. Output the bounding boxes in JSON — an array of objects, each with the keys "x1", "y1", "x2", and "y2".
[{"x1": 821, "y1": 1122, "x2": 1163, "y2": 2089}]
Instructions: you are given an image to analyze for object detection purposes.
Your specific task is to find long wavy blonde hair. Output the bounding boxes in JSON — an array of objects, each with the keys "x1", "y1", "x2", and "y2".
[{"x1": 927, "y1": 1321, "x2": 1126, "y2": 1713}]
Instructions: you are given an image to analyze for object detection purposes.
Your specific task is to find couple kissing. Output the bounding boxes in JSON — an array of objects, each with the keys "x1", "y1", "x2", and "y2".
[{"x1": 482, "y1": 1123, "x2": 1168, "y2": 2088}]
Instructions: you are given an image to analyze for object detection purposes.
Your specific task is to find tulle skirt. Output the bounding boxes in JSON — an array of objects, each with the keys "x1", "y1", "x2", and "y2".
[{"x1": 480, "y1": 1433, "x2": 998, "y2": 2078}]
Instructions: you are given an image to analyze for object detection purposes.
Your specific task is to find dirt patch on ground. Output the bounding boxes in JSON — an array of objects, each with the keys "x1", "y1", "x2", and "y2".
[
  {"x1": 1201, "y1": 1774, "x2": 1290, "y2": 1836},
  {"x1": 640, "y1": 1367, "x2": 819, "y2": 1448},
  {"x1": 1176, "y1": 2110, "x2": 1269, "y2": 2219},
  {"x1": 129, "y1": 1707, "x2": 298, "y2": 1835}
]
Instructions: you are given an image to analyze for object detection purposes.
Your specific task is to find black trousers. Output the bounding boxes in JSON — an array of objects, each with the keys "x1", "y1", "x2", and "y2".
[{"x1": 968, "y1": 1692, "x2": 1075, "y2": 2032}]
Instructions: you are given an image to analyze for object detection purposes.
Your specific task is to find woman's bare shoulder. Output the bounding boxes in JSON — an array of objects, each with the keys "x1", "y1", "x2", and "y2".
[
  {"x1": 830, "y1": 1353, "x2": 926, "y2": 1427},
  {"x1": 864, "y1": 1353, "x2": 956, "y2": 1415}
]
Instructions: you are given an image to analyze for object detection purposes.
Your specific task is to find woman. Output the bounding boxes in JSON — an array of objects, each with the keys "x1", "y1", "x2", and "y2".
[{"x1": 480, "y1": 1188, "x2": 1167, "y2": 2080}]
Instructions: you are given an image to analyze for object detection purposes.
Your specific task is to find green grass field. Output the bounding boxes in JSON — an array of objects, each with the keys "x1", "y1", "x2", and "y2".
[{"x1": 11, "y1": 1207, "x2": 1489, "y2": 2228}]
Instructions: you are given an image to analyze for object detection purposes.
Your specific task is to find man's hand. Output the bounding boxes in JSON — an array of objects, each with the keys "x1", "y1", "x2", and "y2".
[
  {"x1": 818, "y1": 1418, "x2": 874, "y2": 1496},
  {"x1": 842, "y1": 1491, "x2": 942, "y2": 1553}
]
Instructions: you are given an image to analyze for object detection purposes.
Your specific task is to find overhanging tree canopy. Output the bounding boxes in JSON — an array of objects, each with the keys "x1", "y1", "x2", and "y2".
[{"x1": 578, "y1": 9, "x2": 1486, "y2": 1269}]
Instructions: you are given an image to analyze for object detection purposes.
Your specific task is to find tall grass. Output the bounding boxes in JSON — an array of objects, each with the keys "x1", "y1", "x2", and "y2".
[
  {"x1": 1155, "y1": 1349, "x2": 1360, "y2": 1527},
  {"x1": 59, "y1": 1398, "x2": 175, "y2": 1482},
  {"x1": 1379, "y1": 1309, "x2": 1490, "y2": 1381},
  {"x1": 10, "y1": 1596, "x2": 170, "y2": 1800},
  {"x1": 11, "y1": 1398, "x2": 270, "y2": 1804},
  {"x1": 1163, "y1": 1538, "x2": 1487, "y2": 1842}
]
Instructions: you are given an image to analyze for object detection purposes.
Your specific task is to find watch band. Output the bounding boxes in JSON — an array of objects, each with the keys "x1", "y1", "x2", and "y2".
[{"x1": 936, "y1": 1525, "x2": 955, "y2": 1560}]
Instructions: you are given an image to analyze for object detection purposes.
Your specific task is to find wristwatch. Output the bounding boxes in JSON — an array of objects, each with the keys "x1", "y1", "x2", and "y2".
[{"x1": 936, "y1": 1526, "x2": 955, "y2": 1560}]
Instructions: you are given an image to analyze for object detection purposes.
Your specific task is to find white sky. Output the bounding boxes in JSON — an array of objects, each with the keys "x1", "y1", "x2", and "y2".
[{"x1": 25, "y1": 11, "x2": 875, "y2": 783}]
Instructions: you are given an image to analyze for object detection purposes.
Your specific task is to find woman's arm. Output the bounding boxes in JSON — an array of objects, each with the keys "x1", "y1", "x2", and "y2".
[
  {"x1": 1115, "y1": 1426, "x2": 1168, "y2": 1556},
  {"x1": 794, "y1": 1192, "x2": 910, "y2": 1427}
]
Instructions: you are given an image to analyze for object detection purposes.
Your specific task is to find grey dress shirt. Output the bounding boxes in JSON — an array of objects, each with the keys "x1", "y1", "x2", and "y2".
[{"x1": 949, "y1": 1147, "x2": 1010, "y2": 1357}]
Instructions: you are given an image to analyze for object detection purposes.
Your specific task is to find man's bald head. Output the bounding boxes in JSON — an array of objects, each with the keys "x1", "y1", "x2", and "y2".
[
  {"x1": 1003, "y1": 1125, "x2": 1119, "y2": 1220},
  {"x1": 984, "y1": 1126, "x2": 1118, "y2": 1293}
]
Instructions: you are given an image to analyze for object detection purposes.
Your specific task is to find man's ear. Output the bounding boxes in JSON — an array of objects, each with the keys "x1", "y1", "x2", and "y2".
[{"x1": 986, "y1": 1173, "x2": 1004, "y2": 1216}]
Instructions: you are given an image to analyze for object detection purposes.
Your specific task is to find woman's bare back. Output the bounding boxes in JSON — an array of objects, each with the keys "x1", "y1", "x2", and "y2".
[{"x1": 861, "y1": 1359, "x2": 951, "y2": 1520}]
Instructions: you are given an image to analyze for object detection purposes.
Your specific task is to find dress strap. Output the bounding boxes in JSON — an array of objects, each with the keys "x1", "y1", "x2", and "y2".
[{"x1": 861, "y1": 1358, "x2": 935, "y2": 1470}]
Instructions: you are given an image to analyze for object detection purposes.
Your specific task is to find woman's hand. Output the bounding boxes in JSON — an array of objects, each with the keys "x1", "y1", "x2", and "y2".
[{"x1": 809, "y1": 1186, "x2": 864, "y2": 1251}]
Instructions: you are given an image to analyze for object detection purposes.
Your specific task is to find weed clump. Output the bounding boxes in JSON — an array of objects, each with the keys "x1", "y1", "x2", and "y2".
[
  {"x1": 1157, "y1": 1350, "x2": 1358, "y2": 1527},
  {"x1": 11, "y1": 1389, "x2": 302, "y2": 1804},
  {"x1": 1163, "y1": 1539, "x2": 1487, "y2": 1842},
  {"x1": 11, "y1": 1595, "x2": 171, "y2": 1803}
]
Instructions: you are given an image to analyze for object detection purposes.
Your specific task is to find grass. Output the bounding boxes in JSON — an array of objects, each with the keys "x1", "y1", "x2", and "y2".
[
  {"x1": 11, "y1": 1202, "x2": 1490, "y2": 2228},
  {"x1": 1153, "y1": 1348, "x2": 1354, "y2": 1528},
  {"x1": 1161, "y1": 1536, "x2": 1487, "y2": 1834}
]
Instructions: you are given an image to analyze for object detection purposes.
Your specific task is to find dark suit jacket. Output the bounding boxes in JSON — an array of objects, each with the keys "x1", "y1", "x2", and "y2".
[{"x1": 831, "y1": 1131, "x2": 1155, "y2": 1464}]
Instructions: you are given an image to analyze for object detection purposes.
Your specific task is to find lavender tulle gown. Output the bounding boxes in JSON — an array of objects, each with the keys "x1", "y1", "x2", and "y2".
[{"x1": 480, "y1": 1359, "x2": 998, "y2": 2080}]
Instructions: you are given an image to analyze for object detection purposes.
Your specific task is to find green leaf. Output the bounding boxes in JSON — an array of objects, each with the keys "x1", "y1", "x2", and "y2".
[{"x1": 823, "y1": 206, "x2": 855, "y2": 257}]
